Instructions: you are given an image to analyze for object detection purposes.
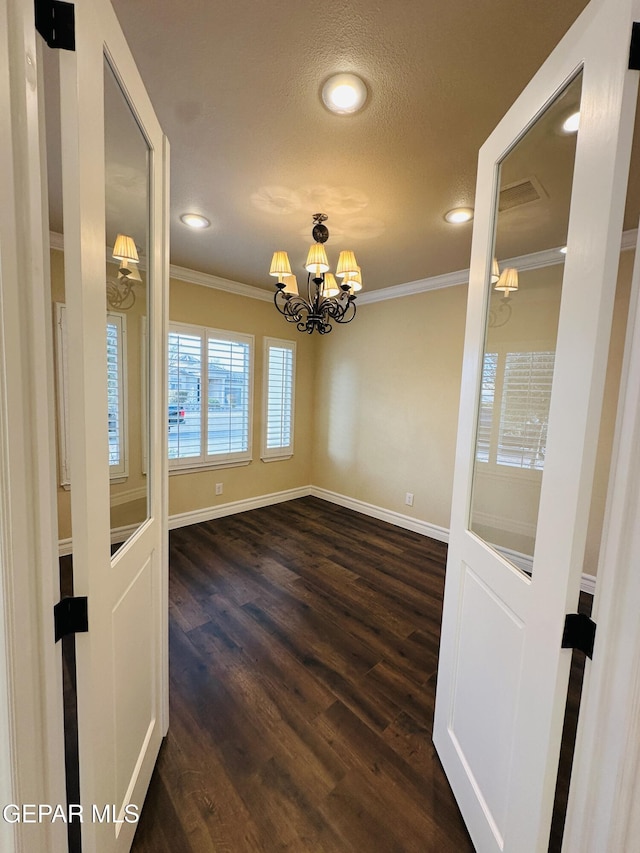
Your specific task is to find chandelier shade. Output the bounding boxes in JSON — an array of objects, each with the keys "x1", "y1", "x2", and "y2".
[
  {"x1": 305, "y1": 243, "x2": 330, "y2": 274},
  {"x1": 270, "y1": 213, "x2": 360, "y2": 335},
  {"x1": 269, "y1": 251, "x2": 292, "y2": 281},
  {"x1": 336, "y1": 250, "x2": 358, "y2": 278},
  {"x1": 282, "y1": 274, "x2": 299, "y2": 295},
  {"x1": 321, "y1": 273, "x2": 340, "y2": 297},
  {"x1": 344, "y1": 265, "x2": 363, "y2": 291}
]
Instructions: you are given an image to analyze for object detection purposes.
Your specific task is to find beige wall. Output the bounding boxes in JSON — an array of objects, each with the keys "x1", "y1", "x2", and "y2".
[{"x1": 310, "y1": 284, "x2": 468, "y2": 530}]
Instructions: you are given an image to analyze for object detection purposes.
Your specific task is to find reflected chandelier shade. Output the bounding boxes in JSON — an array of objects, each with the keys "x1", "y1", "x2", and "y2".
[
  {"x1": 107, "y1": 233, "x2": 141, "y2": 310},
  {"x1": 270, "y1": 214, "x2": 361, "y2": 335}
]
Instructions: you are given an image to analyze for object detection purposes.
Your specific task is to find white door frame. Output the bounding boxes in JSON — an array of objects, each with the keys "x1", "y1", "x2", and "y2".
[
  {"x1": 0, "y1": 1, "x2": 67, "y2": 851},
  {"x1": 564, "y1": 229, "x2": 640, "y2": 847}
]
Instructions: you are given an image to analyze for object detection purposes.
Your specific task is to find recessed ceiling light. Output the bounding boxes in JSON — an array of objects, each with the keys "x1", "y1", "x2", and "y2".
[
  {"x1": 562, "y1": 111, "x2": 580, "y2": 134},
  {"x1": 444, "y1": 207, "x2": 474, "y2": 224},
  {"x1": 180, "y1": 213, "x2": 210, "y2": 229},
  {"x1": 322, "y1": 73, "x2": 368, "y2": 115}
]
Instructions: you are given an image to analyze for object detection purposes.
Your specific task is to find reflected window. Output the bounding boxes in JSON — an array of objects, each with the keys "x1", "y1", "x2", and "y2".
[
  {"x1": 107, "y1": 313, "x2": 127, "y2": 473},
  {"x1": 56, "y1": 303, "x2": 128, "y2": 485},
  {"x1": 477, "y1": 349, "x2": 554, "y2": 471}
]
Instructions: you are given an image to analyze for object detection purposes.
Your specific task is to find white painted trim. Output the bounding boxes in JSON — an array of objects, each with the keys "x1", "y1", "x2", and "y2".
[
  {"x1": 307, "y1": 487, "x2": 450, "y2": 542},
  {"x1": 169, "y1": 263, "x2": 273, "y2": 302},
  {"x1": 168, "y1": 486, "x2": 310, "y2": 529},
  {"x1": 109, "y1": 486, "x2": 147, "y2": 508},
  {"x1": 0, "y1": 6, "x2": 67, "y2": 850},
  {"x1": 564, "y1": 188, "x2": 640, "y2": 852},
  {"x1": 357, "y1": 268, "x2": 471, "y2": 304}
]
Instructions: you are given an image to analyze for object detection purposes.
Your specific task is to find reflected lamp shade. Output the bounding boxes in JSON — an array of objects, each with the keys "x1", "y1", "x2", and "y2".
[
  {"x1": 491, "y1": 258, "x2": 500, "y2": 285},
  {"x1": 305, "y1": 243, "x2": 330, "y2": 275},
  {"x1": 270, "y1": 251, "x2": 292, "y2": 281},
  {"x1": 494, "y1": 267, "x2": 519, "y2": 295},
  {"x1": 119, "y1": 261, "x2": 142, "y2": 282},
  {"x1": 112, "y1": 234, "x2": 139, "y2": 264},
  {"x1": 335, "y1": 250, "x2": 358, "y2": 278}
]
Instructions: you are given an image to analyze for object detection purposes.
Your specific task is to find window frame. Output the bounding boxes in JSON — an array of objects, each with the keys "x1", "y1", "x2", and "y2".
[
  {"x1": 55, "y1": 302, "x2": 128, "y2": 486},
  {"x1": 261, "y1": 336, "x2": 296, "y2": 462},
  {"x1": 168, "y1": 321, "x2": 254, "y2": 472}
]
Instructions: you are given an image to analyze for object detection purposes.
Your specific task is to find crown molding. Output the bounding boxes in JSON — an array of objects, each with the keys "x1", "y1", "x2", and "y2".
[
  {"x1": 49, "y1": 228, "x2": 638, "y2": 306},
  {"x1": 168, "y1": 263, "x2": 272, "y2": 302}
]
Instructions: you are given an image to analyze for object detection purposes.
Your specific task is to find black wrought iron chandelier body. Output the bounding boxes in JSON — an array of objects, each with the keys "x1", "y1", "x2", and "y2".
[{"x1": 270, "y1": 214, "x2": 361, "y2": 335}]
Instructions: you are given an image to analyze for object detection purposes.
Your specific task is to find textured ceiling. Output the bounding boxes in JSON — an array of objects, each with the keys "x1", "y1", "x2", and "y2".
[{"x1": 97, "y1": 0, "x2": 597, "y2": 292}]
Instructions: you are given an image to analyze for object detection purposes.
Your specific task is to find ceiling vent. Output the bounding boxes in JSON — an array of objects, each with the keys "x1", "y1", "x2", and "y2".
[{"x1": 498, "y1": 177, "x2": 546, "y2": 212}]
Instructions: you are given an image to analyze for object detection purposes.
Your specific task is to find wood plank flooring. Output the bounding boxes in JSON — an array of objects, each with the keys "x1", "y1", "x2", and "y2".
[{"x1": 131, "y1": 497, "x2": 474, "y2": 852}]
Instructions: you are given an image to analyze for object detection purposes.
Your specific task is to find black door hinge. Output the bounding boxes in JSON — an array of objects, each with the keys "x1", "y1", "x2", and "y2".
[
  {"x1": 34, "y1": 0, "x2": 75, "y2": 51},
  {"x1": 54, "y1": 596, "x2": 88, "y2": 642},
  {"x1": 630, "y1": 22, "x2": 640, "y2": 70},
  {"x1": 562, "y1": 612, "x2": 596, "y2": 659}
]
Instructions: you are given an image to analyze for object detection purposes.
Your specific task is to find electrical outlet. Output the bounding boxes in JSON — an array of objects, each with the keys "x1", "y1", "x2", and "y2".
[
  {"x1": 215, "y1": 483, "x2": 223, "y2": 496},
  {"x1": 405, "y1": 492, "x2": 414, "y2": 507}
]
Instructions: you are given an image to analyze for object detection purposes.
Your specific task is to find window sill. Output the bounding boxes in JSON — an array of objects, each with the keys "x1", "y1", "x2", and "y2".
[
  {"x1": 169, "y1": 459, "x2": 252, "y2": 475},
  {"x1": 261, "y1": 453, "x2": 293, "y2": 463}
]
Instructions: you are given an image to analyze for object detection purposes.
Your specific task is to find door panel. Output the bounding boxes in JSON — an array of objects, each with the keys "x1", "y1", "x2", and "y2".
[
  {"x1": 433, "y1": 0, "x2": 640, "y2": 850},
  {"x1": 59, "y1": 0, "x2": 168, "y2": 849}
]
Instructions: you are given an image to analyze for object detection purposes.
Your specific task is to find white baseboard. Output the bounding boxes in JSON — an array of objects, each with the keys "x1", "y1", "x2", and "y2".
[
  {"x1": 56, "y1": 485, "x2": 598, "y2": 595},
  {"x1": 167, "y1": 486, "x2": 311, "y2": 530},
  {"x1": 308, "y1": 486, "x2": 450, "y2": 543},
  {"x1": 109, "y1": 486, "x2": 147, "y2": 508}
]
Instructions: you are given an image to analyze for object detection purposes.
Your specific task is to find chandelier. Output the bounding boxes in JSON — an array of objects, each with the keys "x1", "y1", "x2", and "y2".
[
  {"x1": 107, "y1": 233, "x2": 141, "y2": 310},
  {"x1": 269, "y1": 213, "x2": 362, "y2": 335}
]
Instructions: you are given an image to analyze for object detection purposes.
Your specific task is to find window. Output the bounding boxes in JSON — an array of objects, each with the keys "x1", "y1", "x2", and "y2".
[
  {"x1": 56, "y1": 303, "x2": 128, "y2": 485},
  {"x1": 262, "y1": 337, "x2": 296, "y2": 461},
  {"x1": 477, "y1": 348, "x2": 555, "y2": 471},
  {"x1": 168, "y1": 323, "x2": 253, "y2": 470}
]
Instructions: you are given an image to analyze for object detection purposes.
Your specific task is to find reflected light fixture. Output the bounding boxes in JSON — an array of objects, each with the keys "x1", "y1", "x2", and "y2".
[
  {"x1": 562, "y1": 111, "x2": 580, "y2": 133},
  {"x1": 322, "y1": 73, "x2": 368, "y2": 115},
  {"x1": 494, "y1": 267, "x2": 519, "y2": 297},
  {"x1": 180, "y1": 212, "x2": 211, "y2": 229},
  {"x1": 444, "y1": 207, "x2": 474, "y2": 224},
  {"x1": 270, "y1": 213, "x2": 360, "y2": 334},
  {"x1": 108, "y1": 233, "x2": 140, "y2": 310},
  {"x1": 489, "y1": 267, "x2": 519, "y2": 328}
]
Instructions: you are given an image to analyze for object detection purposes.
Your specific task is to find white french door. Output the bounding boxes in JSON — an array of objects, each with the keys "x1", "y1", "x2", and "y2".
[
  {"x1": 433, "y1": 0, "x2": 640, "y2": 851},
  {"x1": 58, "y1": 0, "x2": 168, "y2": 850}
]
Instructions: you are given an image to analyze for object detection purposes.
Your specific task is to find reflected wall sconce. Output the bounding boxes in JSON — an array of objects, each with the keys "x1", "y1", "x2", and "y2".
[
  {"x1": 107, "y1": 233, "x2": 140, "y2": 310},
  {"x1": 489, "y1": 266, "x2": 519, "y2": 328},
  {"x1": 270, "y1": 213, "x2": 361, "y2": 334}
]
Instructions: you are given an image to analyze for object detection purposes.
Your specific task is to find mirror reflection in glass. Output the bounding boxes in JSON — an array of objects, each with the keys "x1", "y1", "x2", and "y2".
[
  {"x1": 104, "y1": 56, "x2": 151, "y2": 556},
  {"x1": 469, "y1": 72, "x2": 583, "y2": 575}
]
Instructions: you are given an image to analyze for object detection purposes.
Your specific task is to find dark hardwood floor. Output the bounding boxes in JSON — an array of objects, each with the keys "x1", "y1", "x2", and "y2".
[{"x1": 131, "y1": 496, "x2": 474, "y2": 852}]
